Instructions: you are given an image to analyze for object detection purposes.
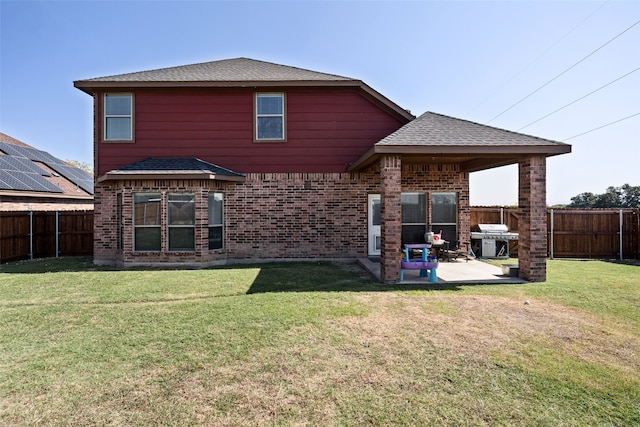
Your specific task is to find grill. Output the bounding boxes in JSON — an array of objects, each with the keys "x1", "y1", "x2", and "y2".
[{"x1": 470, "y1": 224, "x2": 519, "y2": 258}]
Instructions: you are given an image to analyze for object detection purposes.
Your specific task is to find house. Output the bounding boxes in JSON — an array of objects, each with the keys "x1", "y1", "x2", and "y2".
[
  {"x1": 0, "y1": 132, "x2": 93, "y2": 211},
  {"x1": 74, "y1": 58, "x2": 570, "y2": 282}
]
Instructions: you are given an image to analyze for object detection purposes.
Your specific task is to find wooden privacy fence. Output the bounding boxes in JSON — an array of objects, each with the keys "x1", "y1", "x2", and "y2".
[
  {"x1": 471, "y1": 207, "x2": 640, "y2": 260},
  {"x1": 0, "y1": 211, "x2": 93, "y2": 264},
  {"x1": 1, "y1": 208, "x2": 638, "y2": 263}
]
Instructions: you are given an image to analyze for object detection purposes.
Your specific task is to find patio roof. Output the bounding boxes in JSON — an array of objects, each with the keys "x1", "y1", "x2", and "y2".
[
  {"x1": 97, "y1": 157, "x2": 246, "y2": 183},
  {"x1": 348, "y1": 112, "x2": 571, "y2": 172}
]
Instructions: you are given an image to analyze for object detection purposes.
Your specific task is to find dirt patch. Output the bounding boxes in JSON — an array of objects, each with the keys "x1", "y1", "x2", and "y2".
[{"x1": 343, "y1": 293, "x2": 639, "y2": 374}]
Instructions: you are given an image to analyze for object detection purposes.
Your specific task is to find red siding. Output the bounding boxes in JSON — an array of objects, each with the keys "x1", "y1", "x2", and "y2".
[{"x1": 95, "y1": 88, "x2": 407, "y2": 175}]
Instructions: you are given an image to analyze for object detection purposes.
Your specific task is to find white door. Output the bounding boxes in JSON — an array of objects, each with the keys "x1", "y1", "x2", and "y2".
[{"x1": 368, "y1": 194, "x2": 381, "y2": 256}]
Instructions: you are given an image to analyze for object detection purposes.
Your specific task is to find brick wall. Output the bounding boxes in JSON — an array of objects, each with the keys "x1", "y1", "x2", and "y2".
[
  {"x1": 518, "y1": 155, "x2": 547, "y2": 282},
  {"x1": 93, "y1": 166, "x2": 470, "y2": 272},
  {"x1": 380, "y1": 156, "x2": 402, "y2": 282}
]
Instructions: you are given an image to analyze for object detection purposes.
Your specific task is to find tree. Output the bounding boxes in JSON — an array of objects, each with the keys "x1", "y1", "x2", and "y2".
[
  {"x1": 569, "y1": 192, "x2": 597, "y2": 208},
  {"x1": 568, "y1": 184, "x2": 640, "y2": 208},
  {"x1": 594, "y1": 186, "x2": 622, "y2": 208},
  {"x1": 621, "y1": 184, "x2": 640, "y2": 208}
]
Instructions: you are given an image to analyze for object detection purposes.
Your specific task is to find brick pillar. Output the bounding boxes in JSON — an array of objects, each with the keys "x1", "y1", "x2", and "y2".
[
  {"x1": 380, "y1": 155, "x2": 402, "y2": 283},
  {"x1": 518, "y1": 155, "x2": 547, "y2": 282}
]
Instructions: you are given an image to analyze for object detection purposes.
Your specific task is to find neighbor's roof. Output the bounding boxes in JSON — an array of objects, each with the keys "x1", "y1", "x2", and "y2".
[
  {"x1": 97, "y1": 157, "x2": 246, "y2": 183},
  {"x1": 348, "y1": 112, "x2": 572, "y2": 172},
  {"x1": 0, "y1": 132, "x2": 94, "y2": 197},
  {"x1": 74, "y1": 57, "x2": 414, "y2": 121}
]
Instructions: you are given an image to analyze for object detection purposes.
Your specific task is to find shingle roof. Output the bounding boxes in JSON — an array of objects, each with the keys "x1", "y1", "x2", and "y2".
[
  {"x1": 74, "y1": 58, "x2": 415, "y2": 122},
  {"x1": 0, "y1": 133, "x2": 94, "y2": 196},
  {"x1": 348, "y1": 111, "x2": 572, "y2": 172},
  {"x1": 99, "y1": 157, "x2": 246, "y2": 183},
  {"x1": 377, "y1": 112, "x2": 569, "y2": 147},
  {"x1": 77, "y1": 58, "x2": 355, "y2": 83}
]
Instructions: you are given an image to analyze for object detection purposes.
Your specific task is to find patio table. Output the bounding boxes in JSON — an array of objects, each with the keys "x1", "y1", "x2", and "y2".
[{"x1": 401, "y1": 243, "x2": 438, "y2": 282}]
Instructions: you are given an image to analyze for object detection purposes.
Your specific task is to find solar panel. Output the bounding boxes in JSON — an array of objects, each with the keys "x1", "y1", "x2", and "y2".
[
  {"x1": 46, "y1": 163, "x2": 94, "y2": 193},
  {"x1": 0, "y1": 170, "x2": 34, "y2": 191},
  {"x1": 0, "y1": 155, "x2": 51, "y2": 176},
  {"x1": 22, "y1": 173, "x2": 64, "y2": 193},
  {"x1": 0, "y1": 142, "x2": 23, "y2": 157},
  {"x1": 0, "y1": 141, "x2": 93, "y2": 195}
]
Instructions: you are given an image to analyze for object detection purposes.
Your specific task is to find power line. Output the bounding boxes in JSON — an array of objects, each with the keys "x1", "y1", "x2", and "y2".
[
  {"x1": 467, "y1": 0, "x2": 610, "y2": 116},
  {"x1": 486, "y1": 17, "x2": 640, "y2": 124},
  {"x1": 563, "y1": 112, "x2": 640, "y2": 141},
  {"x1": 517, "y1": 66, "x2": 640, "y2": 131}
]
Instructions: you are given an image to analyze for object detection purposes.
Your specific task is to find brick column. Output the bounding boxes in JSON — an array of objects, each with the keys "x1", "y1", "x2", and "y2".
[
  {"x1": 518, "y1": 155, "x2": 547, "y2": 282},
  {"x1": 380, "y1": 155, "x2": 402, "y2": 283}
]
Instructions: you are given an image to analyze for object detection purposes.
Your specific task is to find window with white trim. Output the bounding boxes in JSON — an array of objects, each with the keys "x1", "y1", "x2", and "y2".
[
  {"x1": 208, "y1": 193, "x2": 224, "y2": 250},
  {"x1": 134, "y1": 193, "x2": 161, "y2": 251},
  {"x1": 104, "y1": 93, "x2": 133, "y2": 141},
  {"x1": 167, "y1": 193, "x2": 195, "y2": 252},
  {"x1": 255, "y1": 93, "x2": 285, "y2": 140}
]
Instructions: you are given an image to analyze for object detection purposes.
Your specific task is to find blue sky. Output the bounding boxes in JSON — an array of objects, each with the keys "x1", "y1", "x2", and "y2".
[{"x1": 1, "y1": 0, "x2": 638, "y2": 205}]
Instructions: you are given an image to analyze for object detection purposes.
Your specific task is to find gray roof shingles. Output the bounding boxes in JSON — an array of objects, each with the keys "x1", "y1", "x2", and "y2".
[
  {"x1": 115, "y1": 157, "x2": 245, "y2": 178},
  {"x1": 78, "y1": 58, "x2": 355, "y2": 83},
  {"x1": 377, "y1": 112, "x2": 570, "y2": 147}
]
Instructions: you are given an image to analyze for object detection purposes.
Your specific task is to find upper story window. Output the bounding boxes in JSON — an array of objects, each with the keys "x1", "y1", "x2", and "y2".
[
  {"x1": 255, "y1": 93, "x2": 285, "y2": 141},
  {"x1": 104, "y1": 93, "x2": 133, "y2": 141}
]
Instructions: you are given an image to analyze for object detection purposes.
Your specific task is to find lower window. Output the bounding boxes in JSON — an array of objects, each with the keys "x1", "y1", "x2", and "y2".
[
  {"x1": 168, "y1": 193, "x2": 195, "y2": 251},
  {"x1": 431, "y1": 192, "x2": 457, "y2": 246},
  {"x1": 401, "y1": 193, "x2": 427, "y2": 245},
  {"x1": 208, "y1": 193, "x2": 224, "y2": 249},
  {"x1": 134, "y1": 193, "x2": 161, "y2": 251}
]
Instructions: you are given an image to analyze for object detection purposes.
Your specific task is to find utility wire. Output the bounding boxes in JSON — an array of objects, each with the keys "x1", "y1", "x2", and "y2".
[
  {"x1": 468, "y1": 0, "x2": 610, "y2": 116},
  {"x1": 517, "y1": 66, "x2": 640, "y2": 131},
  {"x1": 563, "y1": 112, "x2": 640, "y2": 141},
  {"x1": 486, "y1": 17, "x2": 640, "y2": 124}
]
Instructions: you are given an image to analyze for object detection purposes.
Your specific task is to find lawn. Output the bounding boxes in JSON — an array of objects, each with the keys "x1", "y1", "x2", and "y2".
[{"x1": 1, "y1": 257, "x2": 638, "y2": 426}]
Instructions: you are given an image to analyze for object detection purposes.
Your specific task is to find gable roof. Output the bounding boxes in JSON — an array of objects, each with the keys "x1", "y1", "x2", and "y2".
[
  {"x1": 97, "y1": 157, "x2": 246, "y2": 183},
  {"x1": 0, "y1": 132, "x2": 94, "y2": 197},
  {"x1": 74, "y1": 58, "x2": 414, "y2": 122},
  {"x1": 348, "y1": 112, "x2": 571, "y2": 172}
]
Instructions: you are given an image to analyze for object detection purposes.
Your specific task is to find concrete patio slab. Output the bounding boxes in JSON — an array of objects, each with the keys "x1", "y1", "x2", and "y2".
[{"x1": 358, "y1": 258, "x2": 527, "y2": 284}]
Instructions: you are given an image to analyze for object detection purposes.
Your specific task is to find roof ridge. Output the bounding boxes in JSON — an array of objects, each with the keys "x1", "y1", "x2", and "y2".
[{"x1": 76, "y1": 57, "x2": 356, "y2": 83}]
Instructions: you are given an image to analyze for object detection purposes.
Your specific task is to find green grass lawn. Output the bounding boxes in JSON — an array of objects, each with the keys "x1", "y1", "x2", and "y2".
[{"x1": 1, "y1": 257, "x2": 638, "y2": 425}]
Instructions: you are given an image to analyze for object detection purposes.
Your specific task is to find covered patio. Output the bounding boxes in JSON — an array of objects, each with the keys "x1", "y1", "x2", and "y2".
[
  {"x1": 358, "y1": 257, "x2": 527, "y2": 284},
  {"x1": 349, "y1": 112, "x2": 571, "y2": 283}
]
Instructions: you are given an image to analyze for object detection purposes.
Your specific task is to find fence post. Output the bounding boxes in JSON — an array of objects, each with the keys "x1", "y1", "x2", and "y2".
[
  {"x1": 549, "y1": 209, "x2": 554, "y2": 259},
  {"x1": 619, "y1": 209, "x2": 623, "y2": 260},
  {"x1": 29, "y1": 211, "x2": 33, "y2": 260},
  {"x1": 55, "y1": 211, "x2": 59, "y2": 258}
]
